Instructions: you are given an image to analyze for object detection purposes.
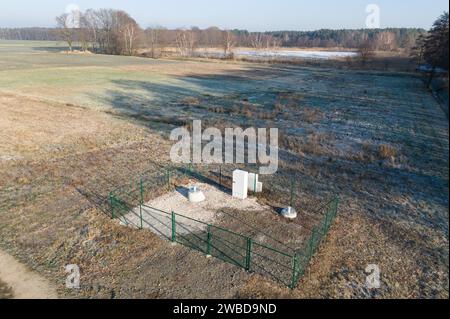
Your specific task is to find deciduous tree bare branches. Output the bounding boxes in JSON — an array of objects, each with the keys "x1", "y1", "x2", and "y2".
[
  {"x1": 55, "y1": 13, "x2": 75, "y2": 51},
  {"x1": 222, "y1": 30, "x2": 235, "y2": 58},
  {"x1": 176, "y1": 29, "x2": 197, "y2": 57}
]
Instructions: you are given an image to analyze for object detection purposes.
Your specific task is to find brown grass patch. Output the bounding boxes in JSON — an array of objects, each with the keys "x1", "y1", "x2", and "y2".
[
  {"x1": 281, "y1": 132, "x2": 330, "y2": 156},
  {"x1": 0, "y1": 93, "x2": 149, "y2": 162},
  {"x1": 352, "y1": 142, "x2": 399, "y2": 163},
  {"x1": 180, "y1": 96, "x2": 201, "y2": 106},
  {"x1": 236, "y1": 275, "x2": 292, "y2": 299},
  {"x1": 378, "y1": 144, "x2": 398, "y2": 159},
  {"x1": 301, "y1": 108, "x2": 324, "y2": 123}
]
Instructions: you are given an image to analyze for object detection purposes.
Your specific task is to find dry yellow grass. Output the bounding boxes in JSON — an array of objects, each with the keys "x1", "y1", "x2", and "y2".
[
  {"x1": 0, "y1": 93, "x2": 149, "y2": 162},
  {"x1": 378, "y1": 144, "x2": 398, "y2": 159}
]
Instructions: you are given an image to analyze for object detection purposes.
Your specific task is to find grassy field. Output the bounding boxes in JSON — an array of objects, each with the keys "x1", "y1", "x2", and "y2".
[{"x1": 0, "y1": 40, "x2": 448, "y2": 298}]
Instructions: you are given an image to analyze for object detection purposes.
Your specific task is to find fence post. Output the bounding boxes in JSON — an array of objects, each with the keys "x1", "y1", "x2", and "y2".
[
  {"x1": 334, "y1": 196, "x2": 340, "y2": 219},
  {"x1": 166, "y1": 168, "x2": 171, "y2": 190},
  {"x1": 109, "y1": 193, "x2": 115, "y2": 219},
  {"x1": 289, "y1": 177, "x2": 295, "y2": 208},
  {"x1": 245, "y1": 237, "x2": 253, "y2": 271},
  {"x1": 323, "y1": 209, "x2": 329, "y2": 233},
  {"x1": 139, "y1": 177, "x2": 144, "y2": 230},
  {"x1": 139, "y1": 204, "x2": 143, "y2": 230},
  {"x1": 171, "y1": 211, "x2": 176, "y2": 242},
  {"x1": 206, "y1": 225, "x2": 212, "y2": 256},
  {"x1": 309, "y1": 228, "x2": 317, "y2": 258},
  {"x1": 290, "y1": 252, "x2": 299, "y2": 289},
  {"x1": 140, "y1": 177, "x2": 144, "y2": 205}
]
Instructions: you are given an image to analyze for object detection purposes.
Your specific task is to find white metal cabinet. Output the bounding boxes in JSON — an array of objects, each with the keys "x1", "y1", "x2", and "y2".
[{"x1": 232, "y1": 170, "x2": 248, "y2": 199}]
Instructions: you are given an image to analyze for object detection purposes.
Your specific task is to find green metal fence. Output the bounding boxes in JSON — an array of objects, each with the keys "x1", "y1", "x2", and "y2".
[{"x1": 108, "y1": 164, "x2": 339, "y2": 289}]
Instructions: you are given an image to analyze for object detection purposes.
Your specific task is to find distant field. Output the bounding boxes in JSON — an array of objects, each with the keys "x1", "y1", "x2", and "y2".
[{"x1": 0, "y1": 40, "x2": 448, "y2": 298}]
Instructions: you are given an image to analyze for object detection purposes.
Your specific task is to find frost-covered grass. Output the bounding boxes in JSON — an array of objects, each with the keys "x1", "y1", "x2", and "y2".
[{"x1": 0, "y1": 40, "x2": 448, "y2": 299}]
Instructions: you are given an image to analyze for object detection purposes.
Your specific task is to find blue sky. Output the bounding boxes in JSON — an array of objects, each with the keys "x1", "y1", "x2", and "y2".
[{"x1": 0, "y1": 0, "x2": 448, "y2": 31}]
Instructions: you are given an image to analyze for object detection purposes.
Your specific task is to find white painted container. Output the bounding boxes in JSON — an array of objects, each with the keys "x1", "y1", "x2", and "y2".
[
  {"x1": 256, "y1": 182, "x2": 263, "y2": 193},
  {"x1": 188, "y1": 186, "x2": 206, "y2": 203},
  {"x1": 281, "y1": 207, "x2": 297, "y2": 219},
  {"x1": 232, "y1": 170, "x2": 248, "y2": 199}
]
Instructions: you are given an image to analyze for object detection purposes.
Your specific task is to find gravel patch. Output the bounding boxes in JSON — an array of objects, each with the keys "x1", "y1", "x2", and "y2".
[{"x1": 122, "y1": 181, "x2": 271, "y2": 238}]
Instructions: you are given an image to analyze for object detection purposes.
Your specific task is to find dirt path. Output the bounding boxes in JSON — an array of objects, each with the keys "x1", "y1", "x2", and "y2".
[{"x1": 0, "y1": 250, "x2": 58, "y2": 299}]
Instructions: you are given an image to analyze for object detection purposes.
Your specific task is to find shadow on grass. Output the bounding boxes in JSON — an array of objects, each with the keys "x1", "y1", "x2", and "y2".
[
  {"x1": 32, "y1": 45, "x2": 83, "y2": 53},
  {"x1": 89, "y1": 63, "x2": 448, "y2": 246}
]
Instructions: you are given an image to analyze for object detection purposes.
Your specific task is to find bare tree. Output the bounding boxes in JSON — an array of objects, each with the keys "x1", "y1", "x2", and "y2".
[
  {"x1": 96, "y1": 9, "x2": 122, "y2": 55},
  {"x1": 264, "y1": 35, "x2": 282, "y2": 49},
  {"x1": 77, "y1": 13, "x2": 91, "y2": 52},
  {"x1": 250, "y1": 33, "x2": 264, "y2": 49},
  {"x1": 271, "y1": 36, "x2": 282, "y2": 50},
  {"x1": 375, "y1": 31, "x2": 397, "y2": 51},
  {"x1": 222, "y1": 30, "x2": 235, "y2": 58},
  {"x1": 117, "y1": 11, "x2": 140, "y2": 55},
  {"x1": 176, "y1": 30, "x2": 196, "y2": 57},
  {"x1": 83, "y1": 9, "x2": 101, "y2": 52},
  {"x1": 123, "y1": 23, "x2": 139, "y2": 55},
  {"x1": 55, "y1": 13, "x2": 75, "y2": 51},
  {"x1": 249, "y1": 33, "x2": 281, "y2": 50},
  {"x1": 87, "y1": 9, "x2": 114, "y2": 54},
  {"x1": 78, "y1": 9, "x2": 141, "y2": 56},
  {"x1": 358, "y1": 40, "x2": 375, "y2": 66},
  {"x1": 146, "y1": 27, "x2": 161, "y2": 58}
]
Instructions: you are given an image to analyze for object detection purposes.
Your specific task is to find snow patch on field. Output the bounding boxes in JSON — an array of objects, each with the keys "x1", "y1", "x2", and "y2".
[{"x1": 235, "y1": 49, "x2": 357, "y2": 60}]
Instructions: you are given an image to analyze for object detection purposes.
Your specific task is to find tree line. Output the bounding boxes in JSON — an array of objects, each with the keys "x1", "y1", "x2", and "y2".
[
  {"x1": 0, "y1": 8, "x2": 447, "y2": 65},
  {"x1": 0, "y1": 25, "x2": 424, "y2": 52},
  {"x1": 0, "y1": 27, "x2": 57, "y2": 41},
  {"x1": 234, "y1": 28, "x2": 424, "y2": 51}
]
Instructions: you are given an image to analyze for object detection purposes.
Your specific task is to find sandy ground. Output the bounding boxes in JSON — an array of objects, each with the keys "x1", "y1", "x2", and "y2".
[{"x1": 0, "y1": 249, "x2": 58, "y2": 299}]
